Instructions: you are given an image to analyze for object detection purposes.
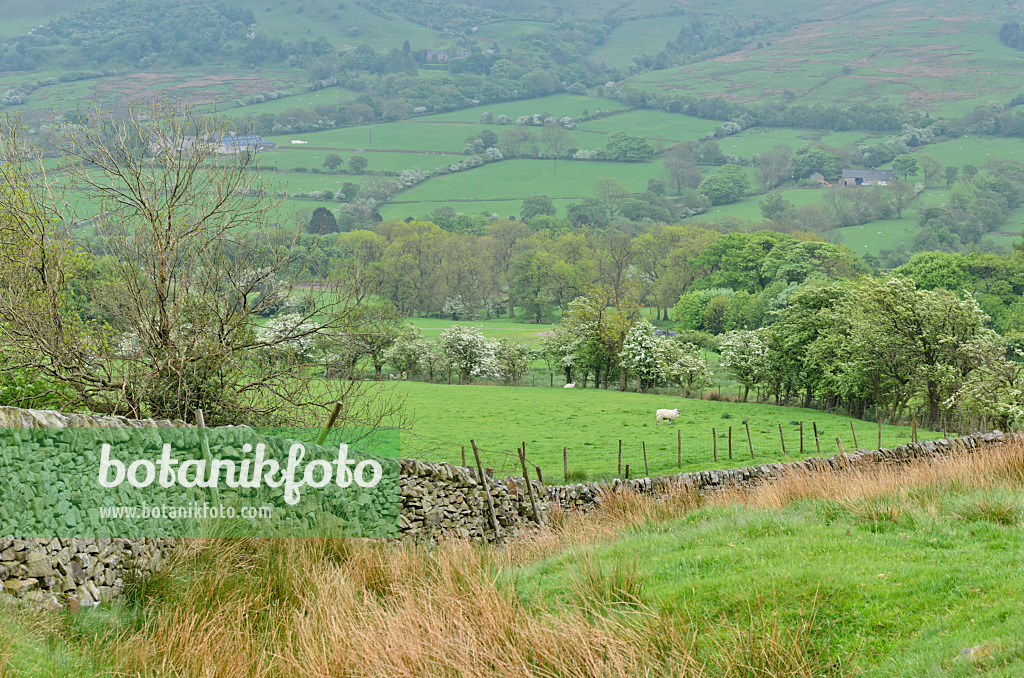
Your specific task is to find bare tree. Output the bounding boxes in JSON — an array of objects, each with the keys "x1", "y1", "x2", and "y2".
[
  {"x1": 0, "y1": 103, "x2": 403, "y2": 429},
  {"x1": 541, "y1": 124, "x2": 570, "y2": 173}
]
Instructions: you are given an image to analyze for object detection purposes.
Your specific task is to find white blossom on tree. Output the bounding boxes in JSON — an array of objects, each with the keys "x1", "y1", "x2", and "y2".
[
  {"x1": 438, "y1": 325, "x2": 500, "y2": 384},
  {"x1": 719, "y1": 328, "x2": 770, "y2": 402},
  {"x1": 384, "y1": 325, "x2": 430, "y2": 379},
  {"x1": 658, "y1": 339, "x2": 713, "y2": 394},
  {"x1": 620, "y1": 319, "x2": 662, "y2": 392}
]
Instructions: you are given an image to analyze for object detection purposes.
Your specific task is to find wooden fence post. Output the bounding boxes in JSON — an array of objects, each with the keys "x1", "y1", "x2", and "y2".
[
  {"x1": 877, "y1": 417, "x2": 882, "y2": 449},
  {"x1": 642, "y1": 441, "x2": 649, "y2": 477},
  {"x1": 836, "y1": 436, "x2": 845, "y2": 455},
  {"x1": 812, "y1": 422, "x2": 821, "y2": 455},
  {"x1": 745, "y1": 422, "x2": 754, "y2": 459},
  {"x1": 728, "y1": 427, "x2": 732, "y2": 460},
  {"x1": 535, "y1": 466, "x2": 544, "y2": 485},
  {"x1": 778, "y1": 423, "x2": 787, "y2": 458},
  {"x1": 712, "y1": 428, "x2": 718, "y2": 463},
  {"x1": 195, "y1": 409, "x2": 219, "y2": 505},
  {"x1": 471, "y1": 440, "x2": 502, "y2": 544},
  {"x1": 461, "y1": 445, "x2": 466, "y2": 467},
  {"x1": 850, "y1": 422, "x2": 858, "y2": 450},
  {"x1": 315, "y1": 402, "x2": 343, "y2": 446},
  {"x1": 518, "y1": 447, "x2": 541, "y2": 525},
  {"x1": 625, "y1": 464, "x2": 630, "y2": 479}
]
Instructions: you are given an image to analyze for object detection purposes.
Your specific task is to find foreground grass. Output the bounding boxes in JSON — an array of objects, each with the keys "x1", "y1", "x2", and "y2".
[
  {"x1": 3, "y1": 439, "x2": 1024, "y2": 676},
  {"x1": 384, "y1": 381, "x2": 937, "y2": 480}
]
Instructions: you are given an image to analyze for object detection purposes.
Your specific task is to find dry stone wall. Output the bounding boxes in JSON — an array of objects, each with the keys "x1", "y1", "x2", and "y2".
[
  {"x1": 546, "y1": 431, "x2": 1019, "y2": 511},
  {"x1": 0, "y1": 404, "x2": 1015, "y2": 607}
]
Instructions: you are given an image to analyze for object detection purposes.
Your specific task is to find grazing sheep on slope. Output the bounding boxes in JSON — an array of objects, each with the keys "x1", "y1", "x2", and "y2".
[
  {"x1": 563, "y1": 382, "x2": 576, "y2": 388},
  {"x1": 656, "y1": 408, "x2": 680, "y2": 425}
]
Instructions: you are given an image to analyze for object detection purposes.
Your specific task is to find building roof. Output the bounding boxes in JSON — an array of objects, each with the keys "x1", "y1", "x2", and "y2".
[
  {"x1": 842, "y1": 169, "x2": 895, "y2": 180},
  {"x1": 218, "y1": 135, "x2": 274, "y2": 147}
]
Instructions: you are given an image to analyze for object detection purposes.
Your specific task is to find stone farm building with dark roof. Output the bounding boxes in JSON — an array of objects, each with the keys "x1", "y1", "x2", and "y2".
[
  {"x1": 841, "y1": 169, "x2": 895, "y2": 187},
  {"x1": 149, "y1": 134, "x2": 274, "y2": 156},
  {"x1": 214, "y1": 135, "x2": 275, "y2": 154}
]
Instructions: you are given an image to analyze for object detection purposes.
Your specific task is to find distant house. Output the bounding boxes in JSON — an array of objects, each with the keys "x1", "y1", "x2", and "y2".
[
  {"x1": 426, "y1": 50, "x2": 471, "y2": 62},
  {"x1": 214, "y1": 135, "x2": 275, "y2": 154},
  {"x1": 150, "y1": 134, "x2": 274, "y2": 156},
  {"x1": 841, "y1": 169, "x2": 895, "y2": 187}
]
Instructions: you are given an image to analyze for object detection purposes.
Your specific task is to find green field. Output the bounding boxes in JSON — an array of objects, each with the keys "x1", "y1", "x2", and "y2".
[
  {"x1": 418, "y1": 94, "x2": 624, "y2": 123},
  {"x1": 380, "y1": 158, "x2": 664, "y2": 219},
  {"x1": 383, "y1": 381, "x2": 933, "y2": 480},
  {"x1": 577, "y1": 110, "x2": 717, "y2": 143},
  {"x1": 588, "y1": 16, "x2": 691, "y2": 67}
]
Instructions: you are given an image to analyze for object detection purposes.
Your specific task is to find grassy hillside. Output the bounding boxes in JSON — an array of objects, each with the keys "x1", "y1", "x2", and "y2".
[{"x1": 625, "y1": 0, "x2": 1024, "y2": 117}]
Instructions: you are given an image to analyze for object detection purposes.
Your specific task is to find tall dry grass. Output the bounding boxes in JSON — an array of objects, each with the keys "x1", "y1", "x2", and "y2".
[{"x1": 92, "y1": 440, "x2": 1024, "y2": 678}]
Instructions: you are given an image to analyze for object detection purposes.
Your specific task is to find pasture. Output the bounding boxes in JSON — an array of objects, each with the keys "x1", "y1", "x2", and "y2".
[
  {"x1": 419, "y1": 94, "x2": 624, "y2": 123},
  {"x1": 577, "y1": 109, "x2": 716, "y2": 143},
  {"x1": 381, "y1": 381, "x2": 933, "y2": 481},
  {"x1": 380, "y1": 158, "x2": 663, "y2": 218},
  {"x1": 587, "y1": 16, "x2": 691, "y2": 67}
]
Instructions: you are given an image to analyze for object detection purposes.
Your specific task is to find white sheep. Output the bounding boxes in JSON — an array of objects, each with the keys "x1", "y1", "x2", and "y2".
[
  {"x1": 656, "y1": 408, "x2": 680, "y2": 425},
  {"x1": 563, "y1": 382, "x2": 576, "y2": 388}
]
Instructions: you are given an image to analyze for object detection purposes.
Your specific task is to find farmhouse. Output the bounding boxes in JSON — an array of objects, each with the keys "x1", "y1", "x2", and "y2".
[
  {"x1": 149, "y1": 134, "x2": 275, "y2": 156},
  {"x1": 214, "y1": 135, "x2": 275, "y2": 154},
  {"x1": 841, "y1": 169, "x2": 895, "y2": 187},
  {"x1": 425, "y1": 50, "x2": 471, "y2": 62}
]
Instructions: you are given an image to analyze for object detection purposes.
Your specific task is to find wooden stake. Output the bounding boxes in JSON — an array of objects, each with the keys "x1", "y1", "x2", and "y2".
[
  {"x1": 624, "y1": 464, "x2": 630, "y2": 479},
  {"x1": 461, "y1": 445, "x2": 466, "y2": 467},
  {"x1": 712, "y1": 428, "x2": 718, "y2": 462},
  {"x1": 195, "y1": 409, "x2": 219, "y2": 504},
  {"x1": 315, "y1": 401, "x2": 343, "y2": 446},
  {"x1": 836, "y1": 436, "x2": 846, "y2": 455},
  {"x1": 535, "y1": 465, "x2": 544, "y2": 485},
  {"x1": 728, "y1": 426, "x2": 733, "y2": 460},
  {"x1": 518, "y1": 447, "x2": 541, "y2": 525},
  {"x1": 778, "y1": 423, "x2": 787, "y2": 457},
  {"x1": 745, "y1": 422, "x2": 754, "y2": 459},
  {"x1": 470, "y1": 440, "x2": 502, "y2": 544},
  {"x1": 563, "y1": 446, "x2": 568, "y2": 480},
  {"x1": 911, "y1": 413, "x2": 917, "y2": 442},
  {"x1": 618, "y1": 439, "x2": 622, "y2": 477},
  {"x1": 677, "y1": 429, "x2": 682, "y2": 468},
  {"x1": 812, "y1": 422, "x2": 821, "y2": 455},
  {"x1": 642, "y1": 441, "x2": 649, "y2": 477},
  {"x1": 850, "y1": 422, "x2": 858, "y2": 450}
]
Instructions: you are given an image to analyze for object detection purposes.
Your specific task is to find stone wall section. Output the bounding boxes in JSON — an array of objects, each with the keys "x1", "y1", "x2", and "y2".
[{"x1": 546, "y1": 432, "x2": 1019, "y2": 510}]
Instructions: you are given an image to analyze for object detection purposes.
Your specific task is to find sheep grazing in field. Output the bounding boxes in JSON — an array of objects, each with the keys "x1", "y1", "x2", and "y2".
[
  {"x1": 656, "y1": 408, "x2": 681, "y2": 425},
  {"x1": 563, "y1": 382, "x2": 576, "y2": 388}
]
